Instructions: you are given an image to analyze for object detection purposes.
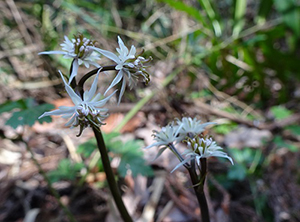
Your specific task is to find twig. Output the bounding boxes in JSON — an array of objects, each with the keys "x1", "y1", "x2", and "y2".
[
  {"x1": 192, "y1": 100, "x2": 300, "y2": 131},
  {"x1": 193, "y1": 100, "x2": 259, "y2": 128},
  {"x1": 0, "y1": 44, "x2": 41, "y2": 60},
  {"x1": 156, "y1": 200, "x2": 173, "y2": 222},
  {"x1": 140, "y1": 171, "x2": 166, "y2": 222}
]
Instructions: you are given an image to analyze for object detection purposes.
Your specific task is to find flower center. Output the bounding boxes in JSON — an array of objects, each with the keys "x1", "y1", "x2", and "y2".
[{"x1": 73, "y1": 34, "x2": 96, "y2": 58}]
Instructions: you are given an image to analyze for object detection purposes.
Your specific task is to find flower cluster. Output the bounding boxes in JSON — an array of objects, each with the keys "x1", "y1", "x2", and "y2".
[
  {"x1": 39, "y1": 34, "x2": 151, "y2": 134},
  {"x1": 145, "y1": 123, "x2": 183, "y2": 149},
  {"x1": 39, "y1": 34, "x2": 101, "y2": 84},
  {"x1": 185, "y1": 136, "x2": 233, "y2": 164},
  {"x1": 93, "y1": 36, "x2": 152, "y2": 104},
  {"x1": 146, "y1": 117, "x2": 233, "y2": 172},
  {"x1": 176, "y1": 117, "x2": 216, "y2": 138},
  {"x1": 39, "y1": 70, "x2": 116, "y2": 136}
]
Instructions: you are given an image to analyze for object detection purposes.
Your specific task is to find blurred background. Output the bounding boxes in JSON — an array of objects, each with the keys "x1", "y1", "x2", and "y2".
[{"x1": 0, "y1": 0, "x2": 300, "y2": 221}]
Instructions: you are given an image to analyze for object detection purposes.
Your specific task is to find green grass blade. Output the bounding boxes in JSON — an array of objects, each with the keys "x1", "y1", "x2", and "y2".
[
  {"x1": 233, "y1": 0, "x2": 247, "y2": 37},
  {"x1": 256, "y1": 0, "x2": 273, "y2": 24},
  {"x1": 198, "y1": 0, "x2": 222, "y2": 37},
  {"x1": 159, "y1": 0, "x2": 211, "y2": 34}
]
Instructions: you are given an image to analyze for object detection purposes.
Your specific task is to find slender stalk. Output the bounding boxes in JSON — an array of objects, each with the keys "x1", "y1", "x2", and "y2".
[
  {"x1": 92, "y1": 126, "x2": 133, "y2": 222},
  {"x1": 187, "y1": 159, "x2": 210, "y2": 222},
  {"x1": 77, "y1": 65, "x2": 116, "y2": 96},
  {"x1": 168, "y1": 143, "x2": 190, "y2": 168}
]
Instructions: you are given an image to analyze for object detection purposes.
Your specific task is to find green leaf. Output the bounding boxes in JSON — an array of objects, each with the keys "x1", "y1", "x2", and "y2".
[
  {"x1": 270, "y1": 106, "x2": 292, "y2": 120},
  {"x1": 48, "y1": 159, "x2": 85, "y2": 183},
  {"x1": 274, "y1": 0, "x2": 300, "y2": 36},
  {"x1": 198, "y1": 0, "x2": 222, "y2": 36},
  {"x1": 274, "y1": 135, "x2": 298, "y2": 152},
  {"x1": 213, "y1": 123, "x2": 238, "y2": 135},
  {"x1": 6, "y1": 103, "x2": 54, "y2": 129},
  {"x1": 227, "y1": 163, "x2": 247, "y2": 181},
  {"x1": 0, "y1": 98, "x2": 54, "y2": 128},
  {"x1": 77, "y1": 138, "x2": 97, "y2": 158},
  {"x1": 229, "y1": 147, "x2": 259, "y2": 164},
  {"x1": 159, "y1": 0, "x2": 208, "y2": 28},
  {"x1": 233, "y1": 0, "x2": 247, "y2": 37},
  {"x1": 110, "y1": 139, "x2": 153, "y2": 177},
  {"x1": 0, "y1": 99, "x2": 28, "y2": 114},
  {"x1": 285, "y1": 125, "x2": 300, "y2": 136},
  {"x1": 257, "y1": 0, "x2": 273, "y2": 24},
  {"x1": 79, "y1": 133, "x2": 153, "y2": 177}
]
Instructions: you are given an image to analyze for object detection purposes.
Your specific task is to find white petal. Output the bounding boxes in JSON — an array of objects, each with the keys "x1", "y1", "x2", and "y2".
[
  {"x1": 92, "y1": 90, "x2": 117, "y2": 107},
  {"x1": 58, "y1": 70, "x2": 82, "y2": 105},
  {"x1": 117, "y1": 76, "x2": 127, "y2": 105},
  {"x1": 69, "y1": 60, "x2": 79, "y2": 84},
  {"x1": 128, "y1": 45, "x2": 136, "y2": 58},
  {"x1": 86, "y1": 71, "x2": 100, "y2": 102},
  {"x1": 65, "y1": 115, "x2": 77, "y2": 127},
  {"x1": 38, "y1": 51, "x2": 67, "y2": 55},
  {"x1": 144, "y1": 141, "x2": 167, "y2": 149},
  {"x1": 171, "y1": 157, "x2": 192, "y2": 173},
  {"x1": 104, "y1": 70, "x2": 123, "y2": 95},
  {"x1": 117, "y1": 36, "x2": 129, "y2": 57},
  {"x1": 90, "y1": 92, "x2": 102, "y2": 103},
  {"x1": 88, "y1": 61, "x2": 101, "y2": 68},
  {"x1": 93, "y1": 47, "x2": 120, "y2": 64},
  {"x1": 38, "y1": 107, "x2": 74, "y2": 119}
]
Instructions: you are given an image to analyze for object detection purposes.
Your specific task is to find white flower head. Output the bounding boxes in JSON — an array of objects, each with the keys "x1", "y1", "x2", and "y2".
[
  {"x1": 176, "y1": 117, "x2": 216, "y2": 138},
  {"x1": 93, "y1": 36, "x2": 151, "y2": 104},
  {"x1": 185, "y1": 136, "x2": 233, "y2": 166},
  {"x1": 39, "y1": 69, "x2": 116, "y2": 136},
  {"x1": 39, "y1": 34, "x2": 101, "y2": 84},
  {"x1": 145, "y1": 123, "x2": 184, "y2": 149},
  {"x1": 171, "y1": 136, "x2": 233, "y2": 173}
]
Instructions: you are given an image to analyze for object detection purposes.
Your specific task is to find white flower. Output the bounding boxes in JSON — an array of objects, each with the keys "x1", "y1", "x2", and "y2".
[
  {"x1": 39, "y1": 69, "x2": 116, "y2": 134},
  {"x1": 93, "y1": 36, "x2": 151, "y2": 104},
  {"x1": 145, "y1": 123, "x2": 184, "y2": 149},
  {"x1": 171, "y1": 136, "x2": 233, "y2": 172},
  {"x1": 39, "y1": 34, "x2": 101, "y2": 84},
  {"x1": 176, "y1": 117, "x2": 216, "y2": 138}
]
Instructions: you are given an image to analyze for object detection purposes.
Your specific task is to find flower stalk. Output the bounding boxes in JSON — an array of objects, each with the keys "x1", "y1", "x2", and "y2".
[
  {"x1": 38, "y1": 34, "x2": 152, "y2": 222},
  {"x1": 93, "y1": 126, "x2": 133, "y2": 222},
  {"x1": 188, "y1": 158, "x2": 210, "y2": 222},
  {"x1": 146, "y1": 117, "x2": 234, "y2": 222}
]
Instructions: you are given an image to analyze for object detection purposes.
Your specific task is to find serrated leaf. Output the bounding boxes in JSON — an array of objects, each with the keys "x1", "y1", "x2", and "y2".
[
  {"x1": 5, "y1": 103, "x2": 54, "y2": 129},
  {"x1": 48, "y1": 159, "x2": 85, "y2": 183},
  {"x1": 0, "y1": 99, "x2": 28, "y2": 114},
  {"x1": 77, "y1": 138, "x2": 97, "y2": 158},
  {"x1": 78, "y1": 132, "x2": 152, "y2": 177},
  {"x1": 111, "y1": 139, "x2": 153, "y2": 177}
]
